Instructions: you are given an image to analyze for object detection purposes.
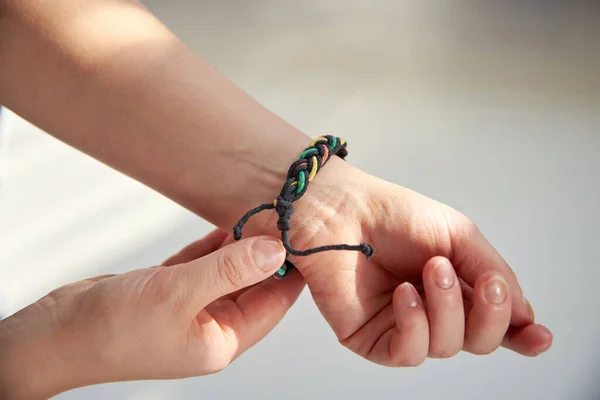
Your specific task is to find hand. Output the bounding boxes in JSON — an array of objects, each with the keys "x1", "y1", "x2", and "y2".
[
  {"x1": 279, "y1": 157, "x2": 552, "y2": 366},
  {"x1": 0, "y1": 230, "x2": 305, "y2": 399}
]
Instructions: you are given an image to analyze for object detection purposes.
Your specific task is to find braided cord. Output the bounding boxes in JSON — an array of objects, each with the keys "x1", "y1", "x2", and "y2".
[{"x1": 233, "y1": 135, "x2": 374, "y2": 278}]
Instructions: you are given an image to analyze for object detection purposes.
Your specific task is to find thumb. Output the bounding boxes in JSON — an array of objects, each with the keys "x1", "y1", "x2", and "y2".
[{"x1": 177, "y1": 236, "x2": 286, "y2": 309}]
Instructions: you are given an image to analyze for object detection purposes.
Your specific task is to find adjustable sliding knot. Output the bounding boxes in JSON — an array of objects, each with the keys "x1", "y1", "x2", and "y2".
[
  {"x1": 233, "y1": 135, "x2": 375, "y2": 279},
  {"x1": 274, "y1": 196, "x2": 293, "y2": 232}
]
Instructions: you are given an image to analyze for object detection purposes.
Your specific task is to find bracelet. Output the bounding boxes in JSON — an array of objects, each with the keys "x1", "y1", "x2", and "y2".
[{"x1": 233, "y1": 135, "x2": 374, "y2": 278}]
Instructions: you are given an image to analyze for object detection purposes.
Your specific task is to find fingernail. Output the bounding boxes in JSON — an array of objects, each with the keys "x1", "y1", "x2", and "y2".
[
  {"x1": 252, "y1": 239, "x2": 285, "y2": 272},
  {"x1": 523, "y1": 296, "x2": 535, "y2": 321},
  {"x1": 484, "y1": 276, "x2": 508, "y2": 305},
  {"x1": 534, "y1": 342, "x2": 552, "y2": 356},
  {"x1": 399, "y1": 283, "x2": 420, "y2": 308},
  {"x1": 433, "y1": 258, "x2": 455, "y2": 289}
]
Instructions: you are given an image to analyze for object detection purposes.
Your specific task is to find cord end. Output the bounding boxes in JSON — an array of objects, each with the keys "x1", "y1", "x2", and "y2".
[
  {"x1": 233, "y1": 225, "x2": 242, "y2": 241},
  {"x1": 360, "y1": 243, "x2": 375, "y2": 258}
]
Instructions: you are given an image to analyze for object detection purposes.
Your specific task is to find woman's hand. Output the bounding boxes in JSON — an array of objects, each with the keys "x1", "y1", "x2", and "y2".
[
  {"x1": 0, "y1": 230, "x2": 305, "y2": 399},
  {"x1": 281, "y1": 157, "x2": 552, "y2": 366}
]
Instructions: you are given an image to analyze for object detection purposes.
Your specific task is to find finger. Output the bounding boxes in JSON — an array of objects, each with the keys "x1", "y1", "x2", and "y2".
[
  {"x1": 207, "y1": 269, "x2": 306, "y2": 360},
  {"x1": 463, "y1": 271, "x2": 512, "y2": 355},
  {"x1": 387, "y1": 282, "x2": 429, "y2": 367},
  {"x1": 452, "y1": 222, "x2": 534, "y2": 327},
  {"x1": 501, "y1": 324, "x2": 553, "y2": 356},
  {"x1": 422, "y1": 257, "x2": 465, "y2": 358},
  {"x1": 459, "y1": 279, "x2": 551, "y2": 356},
  {"x1": 172, "y1": 236, "x2": 286, "y2": 313},
  {"x1": 161, "y1": 228, "x2": 230, "y2": 267},
  {"x1": 523, "y1": 296, "x2": 535, "y2": 322}
]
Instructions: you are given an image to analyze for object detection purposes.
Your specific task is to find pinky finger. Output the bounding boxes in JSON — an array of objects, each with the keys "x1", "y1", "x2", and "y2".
[{"x1": 388, "y1": 283, "x2": 430, "y2": 367}]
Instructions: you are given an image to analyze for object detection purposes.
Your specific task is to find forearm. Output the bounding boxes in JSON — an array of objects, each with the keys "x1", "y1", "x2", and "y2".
[{"x1": 0, "y1": 0, "x2": 310, "y2": 230}]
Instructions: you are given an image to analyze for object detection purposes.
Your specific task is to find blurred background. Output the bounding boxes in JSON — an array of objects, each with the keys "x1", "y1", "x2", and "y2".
[{"x1": 1, "y1": 1, "x2": 599, "y2": 399}]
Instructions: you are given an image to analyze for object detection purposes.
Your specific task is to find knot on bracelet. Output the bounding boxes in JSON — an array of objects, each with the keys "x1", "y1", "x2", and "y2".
[
  {"x1": 232, "y1": 135, "x2": 374, "y2": 278},
  {"x1": 274, "y1": 196, "x2": 293, "y2": 232}
]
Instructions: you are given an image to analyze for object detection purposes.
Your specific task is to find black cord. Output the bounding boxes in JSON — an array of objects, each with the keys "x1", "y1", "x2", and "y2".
[{"x1": 233, "y1": 135, "x2": 374, "y2": 278}]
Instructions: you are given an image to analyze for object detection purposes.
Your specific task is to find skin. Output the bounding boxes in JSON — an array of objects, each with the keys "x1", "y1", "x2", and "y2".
[
  {"x1": 0, "y1": 231, "x2": 306, "y2": 399},
  {"x1": 283, "y1": 160, "x2": 551, "y2": 365},
  {"x1": 0, "y1": 0, "x2": 553, "y2": 397}
]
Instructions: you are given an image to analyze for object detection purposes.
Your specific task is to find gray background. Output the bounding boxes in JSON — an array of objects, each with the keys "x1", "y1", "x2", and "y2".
[{"x1": 1, "y1": 1, "x2": 599, "y2": 399}]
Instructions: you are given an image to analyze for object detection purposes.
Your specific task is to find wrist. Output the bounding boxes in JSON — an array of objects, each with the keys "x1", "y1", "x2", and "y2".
[
  {"x1": 288, "y1": 156, "x2": 368, "y2": 249},
  {"x1": 220, "y1": 131, "x2": 314, "y2": 235},
  {"x1": 0, "y1": 304, "x2": 90, "y2": 399},
  {"x1": 243, "y1": 150, "x2": 370, "y2": 268}
]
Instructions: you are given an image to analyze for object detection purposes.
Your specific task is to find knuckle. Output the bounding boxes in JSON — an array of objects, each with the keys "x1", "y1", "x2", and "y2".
[
  {"x1": 202, "y1": 352, "x2": 232, "y2": 375},
  {"x1": 453, "y1": 213, "x2": 481, "y2": 246},
  {"x1": 46, "y1": 286, "x2": 67, "y2": 300},
  {"x1": 211, "y1": 353, "x2": 233, "y2": 373},
  {"x1": 461, "y1": 252, "x2": 486, "y2": 280},
  {"x1": 339, "y1": 335, "x2": 368, "y2": 358},
  {"x1": 461, "y1": 215, "x2": 479, "y2": 235},
  {"x1": 217, "y1": 251, "x2": 247, "y2": 287},
  {"x1": 204, "y1": 340, "x2": 237, "y2": 373}
]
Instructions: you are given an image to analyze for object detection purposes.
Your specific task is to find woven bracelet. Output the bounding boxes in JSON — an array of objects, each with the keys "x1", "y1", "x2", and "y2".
[{"x1": 233, "y1": 135, "x2": 374, "y2": 279}]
